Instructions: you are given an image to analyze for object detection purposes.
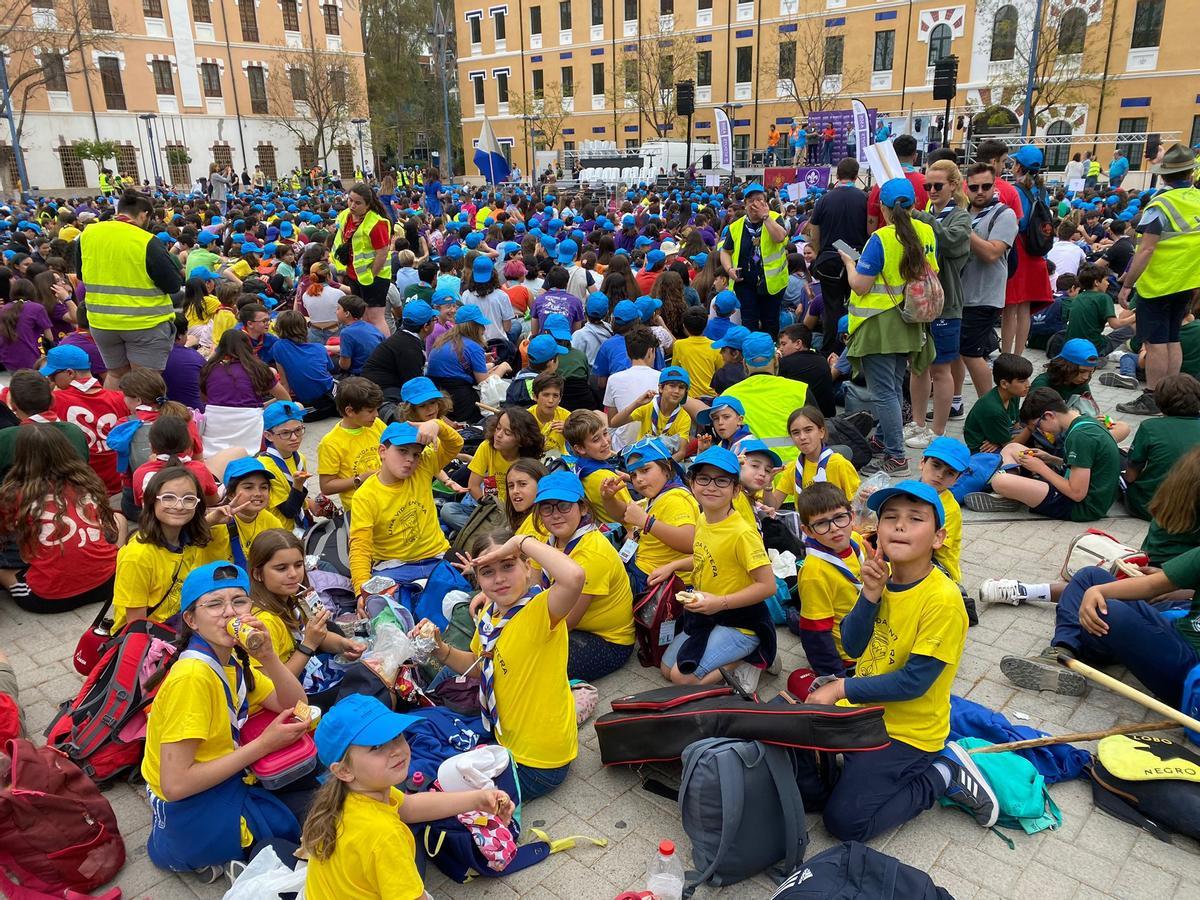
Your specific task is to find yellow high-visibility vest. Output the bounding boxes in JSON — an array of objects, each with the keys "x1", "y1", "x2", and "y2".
[{"x1": 79, "y1": 220, "x2": 174, "y2": 331}]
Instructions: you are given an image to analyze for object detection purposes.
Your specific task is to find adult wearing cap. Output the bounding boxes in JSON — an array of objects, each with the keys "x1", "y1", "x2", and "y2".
[
  {"x1": 839, "y1": 176, "x2": 937, "y2": 477},
  {"x1": 141, "y1": 561, "x2": 311, "y2": 875},
  {"x1": 78, "y1": 189, "x2": 183, "y2": 389},
  {"x1": 1000, "y1": 144, "x2": 1052, "y2": 356},
  {"x1": 361, "y1": 299, "x2": 436, "y2": 415},
  {"x1": 331, "y1": 183, "x2": 394, "y2": 337},
  {"x1": 721, "y1": 182, "x2": 790, "y2": 335},
  {"x1": 1114, "y1": 143, "x2": 1200, "y2": 416}
]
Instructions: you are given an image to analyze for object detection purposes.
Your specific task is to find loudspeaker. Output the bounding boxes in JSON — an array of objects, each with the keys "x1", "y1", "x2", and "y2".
[
  {"x1": 676, "y1": 80, "x2": 694, "y2": 117},
  {"x1": 1145, "y1": 132, "x2": 1161, "y2": 163},
  {"x1": 932, "y1": 55, "x2": 958, "y2": 101},
  {"x1": 702, "y1": 153, "x2": 713, "y2": 169}
]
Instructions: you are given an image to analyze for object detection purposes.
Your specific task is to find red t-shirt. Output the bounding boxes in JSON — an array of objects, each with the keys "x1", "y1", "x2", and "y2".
[
  {"x1": 636, "y1": 267, "x2": 661, "y2": 296},
  {"x1": 343, "y1": 217, "x2": 392, "y2": 281},
  {"x1": 24, "y1": 488, "x2": 117, "y2": 600},
  {"x1": 866, "y1": 171, "x2": 930, "y2": 233},
  {"x1": 52, "y1": 381, "x2": 128, "y2": 495},
  {"x1": 995, "y1": 178, "x2": 1022, "y2": 218},
  {"x1": 504, "y1": 284, "x2": 533, "y2": 315},
  {"x1": 132, "y1": 456, "x2": 220, "y2": 507}
]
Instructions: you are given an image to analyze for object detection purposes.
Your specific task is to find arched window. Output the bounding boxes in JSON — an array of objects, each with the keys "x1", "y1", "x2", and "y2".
[
  {"x1": 1045, "y1": 120, "x2": 1072, "y2": 170},
  {"x1": 991, "y1": 5, "x2": 1018, "y2": 61},
  {"x1": 1058, "y1": 8, "x2": 1086, "y2": 54},
  {"x1": 928, "y1": 23, "x2": 952, "y2": 66}
]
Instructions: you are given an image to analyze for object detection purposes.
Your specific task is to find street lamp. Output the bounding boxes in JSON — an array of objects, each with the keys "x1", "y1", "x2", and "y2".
[
  {"x1": 428, "y1": 2, "x2": 455, "y2": 178},
  {"x1": 138, "y1": 113, "x2": 161, "y2": 189},
  {"x1": 351, "y1": 117, "x2": 368, "y2": 178},
  {"x1": 520, "y1": 113, "x2": 536, "y2": 184}
]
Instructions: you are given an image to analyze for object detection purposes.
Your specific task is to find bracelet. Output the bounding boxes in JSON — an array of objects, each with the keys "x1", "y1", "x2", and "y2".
[
  {"x1": 296, "y1": 644, "x2": 316, "y2": 657},
  {"x1": 644, "y1": 515, "x2": 656, "y2": 535},
  {"x1": 517, "y1": 535, "x2": 531, "y2": 554}
]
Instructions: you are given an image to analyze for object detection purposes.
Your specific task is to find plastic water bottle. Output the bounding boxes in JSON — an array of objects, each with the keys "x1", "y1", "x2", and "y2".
[{"x1": 645, "y1": 839, "x2": 685, "y2": 900}]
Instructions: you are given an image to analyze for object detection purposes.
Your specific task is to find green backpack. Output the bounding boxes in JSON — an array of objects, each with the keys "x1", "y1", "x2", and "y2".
[{"x1": 939, "y1": 738, "x2": 1061, "y2": 837}]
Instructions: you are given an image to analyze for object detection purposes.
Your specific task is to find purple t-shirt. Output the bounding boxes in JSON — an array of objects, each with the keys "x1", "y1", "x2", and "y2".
[
  {"x1": 0, "y1": 301, "x2": 51, "y2": 372},
  {"x1": 531, "y1": 289, "x2": 584, "y2": 330},
  {"x1": 162, "y1": 343, "x2": 206, "y2": 411},
  {"x1": 59, "y1": 331, "x2": 107, "y2": 378},
  {"x1": 202, "y1": 360, "x2": 268, "y2": 408}
]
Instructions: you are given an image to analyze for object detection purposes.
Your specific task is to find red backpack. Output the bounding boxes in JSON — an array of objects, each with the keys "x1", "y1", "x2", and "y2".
[
  {"x1": 632, "y1": 576, "x2": 685, "y2": 668},
  {"x1": 45, "y1": 619, "x2": 177, "y2": 785},
  {"x1": 0, "y1": 740, "x2": 125, "y2": 896}
]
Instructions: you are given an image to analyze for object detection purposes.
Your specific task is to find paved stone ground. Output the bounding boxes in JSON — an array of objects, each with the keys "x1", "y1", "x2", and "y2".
[{"x1": 7, "y1": 350, "x2": 1200, "y2": 899}]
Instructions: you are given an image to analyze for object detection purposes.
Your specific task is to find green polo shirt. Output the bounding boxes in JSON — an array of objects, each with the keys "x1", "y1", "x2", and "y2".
[
  {"x1": 1031, "y1": 371, "x2": 1091, "y2": 403},
  {"x1": 1181, "y1": 321, "x2": 1200, "y2": 380},
  {"x1": 1162, "y1": 547, "x2": 1200, "y2": 655},
  {"x1": 1125, "y1": 416, "x2": 1200, "y2": 519},
  {"x1": 1063, "y1": 415, "x2": 1120, "y2": 522},
  {"x1": 1063, "y1": 290, "x2": 1115, "y2": 357},
  {"x1": 0, "y1": 421, "x2": 89, "y2": 479},
  {"x1": 962, "y1": 386, "x2": 1020, "y2": 453},
  {"x1": 1143, "y1": 519, "x2": 1200, "y2": 568}
]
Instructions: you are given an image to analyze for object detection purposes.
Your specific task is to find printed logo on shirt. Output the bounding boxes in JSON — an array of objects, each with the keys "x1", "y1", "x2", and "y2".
[
  {"x1": 352, "y1": 445, "x2": 382, "y2": 476},
  {"x1": 63, "y1": 403, "x2": 119, "y2": 452}
]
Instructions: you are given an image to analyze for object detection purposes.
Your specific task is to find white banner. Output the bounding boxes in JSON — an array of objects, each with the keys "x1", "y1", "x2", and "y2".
[
  {"x1": 851, "y1": 99, "x2": 871, "y2": 165},
  {"x1": 167, "y1": 0, "x2": 202, "y2": 108},
  {"x1": 714, "y1": 107, "x2": 733, "y2": 171}
]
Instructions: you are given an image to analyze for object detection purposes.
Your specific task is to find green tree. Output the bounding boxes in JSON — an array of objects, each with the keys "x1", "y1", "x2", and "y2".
[{"x1": 73, "y1": 139, "x2": 118, "y2": 179}]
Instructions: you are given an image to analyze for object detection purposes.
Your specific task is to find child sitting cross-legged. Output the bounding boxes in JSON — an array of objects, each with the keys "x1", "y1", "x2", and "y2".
[
  {"x1": 961, "y1": 352, "x2": 1033, "y2": 454},
  {"x1": 607, "y1": 366, "x2": 693, "y2": 460},
  {"x1": 806, "y1": 481, "x2": 996, "y2": 841},
  {"x1": 1030, "y1": 339, "x2": 1131, "y2": 444}
]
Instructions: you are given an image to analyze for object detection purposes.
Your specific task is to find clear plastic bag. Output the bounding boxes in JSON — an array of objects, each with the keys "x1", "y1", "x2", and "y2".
[
  {"x1": 852, "y1": 472, "x2": 890, "y2": 536},
  {"x1": 361, "y1": 622, "x2": 415, "y2": 685}
]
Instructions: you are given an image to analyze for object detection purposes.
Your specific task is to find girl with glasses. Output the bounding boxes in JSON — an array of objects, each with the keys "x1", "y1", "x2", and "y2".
[{"x1": 650, "y1": 448, "x2": 777, "y2": 692}]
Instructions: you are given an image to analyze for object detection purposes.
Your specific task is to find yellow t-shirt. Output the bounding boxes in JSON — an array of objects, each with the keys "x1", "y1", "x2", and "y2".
[
  {"x1": 142, "y1": 657, "x2": 276, "y2": 800},
  {"x1": 228, "y1": 259, "x2": 252, "y2": 280},
  {"x1": 258, "y1": 450, "x2": 309, "y2": 530},
  {"x1": 580, "y1": 466, "x2": 631, "y2": 525},
  {"x1": 841, "y1": 568, "x2": 968, "y2": 752},
  {"x1": 251, "y1": 606, "x2": 300, "y2": 667},
  {"x1": 692, "y1": 510, "x2": 771, "y2": 597},
  {"x1": 185, "y1": 295, "x2": 221, "y2": 329},
  {"x1": 470, "y1": 592, "x2": 578, "y2": 768},
  {"x1": 305, "y1": 787, "x2": 424, "y2": 900},
  {"x1": 111, "y1": 533, "x2": 231, "y2": 633},
  {"x1": 468, "y1": 442, "x2": 516, "y2": 502},
  {"x1": 515, "y1": 512, "x2": 548, "y2": 540},
  {"x1": 635, "y1": 487, "x2": 699, "y2": 577},
  {"x1": 569, "y1": 530, "x2": 635, "y2": 645},
  {"x1": 317, "y1": 419, "x2": 386, "y2": 512},
  {"x1": 230, "y1": 508, "x2": 285, "y2": 557},
  {"x1": 774, "y1": 451, "x2": 861, "y2": 504},
  {"x1": 797, "y1": 533, "x2": 864, "y2": 662},
  {"x1": 935, "y1": 489, "x2": 962, "y2": 584},
  {"x1": 629, "y1": 402, "x2": 692, "y2": 447},
  {"x1": 211, "y1": 307, "x2": 238, "y2": 346},
  {"x1": 347, "y1": 421, "x2": 464, "y2": 591},
  {"x1": 529, "y1": 405, "x2": 570, "y2": 455},
  {"x1": 733, "y1": 490, "x2": 758, "y2": 530},
  {"x1": 670, "y1": 335, "x2": 723, "y2": 398}
]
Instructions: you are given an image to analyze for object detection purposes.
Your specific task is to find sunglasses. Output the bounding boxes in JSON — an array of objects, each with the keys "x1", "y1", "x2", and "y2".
[
  {"x1": 967, "y1": 183, "x2": 995, "y2": 192},
  {"x1": 924, "y1": 182, "x2": 947, "y2": 191}
]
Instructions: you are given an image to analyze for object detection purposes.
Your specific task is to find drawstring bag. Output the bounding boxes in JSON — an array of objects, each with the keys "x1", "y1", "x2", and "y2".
[
  {"x1": 901, "y1": 265, "x2": 945, "y2": 324},
  {"x1": 939, "y1": 737, "x2": 1061, "y2": 841}
]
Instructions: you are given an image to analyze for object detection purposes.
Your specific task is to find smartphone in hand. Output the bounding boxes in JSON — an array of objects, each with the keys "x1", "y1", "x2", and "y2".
[{"x1": 833, "y1": 239, "x2": 861, "y2": 261}]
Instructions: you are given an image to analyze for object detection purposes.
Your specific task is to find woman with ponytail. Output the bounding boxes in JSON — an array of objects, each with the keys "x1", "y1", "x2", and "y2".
[
  {"x1": 1002, "y1": 145, "x2": 1052, "y2": 355},
  {"x1": 839, "y1": 177, "x2": 938, "y2": 476}
]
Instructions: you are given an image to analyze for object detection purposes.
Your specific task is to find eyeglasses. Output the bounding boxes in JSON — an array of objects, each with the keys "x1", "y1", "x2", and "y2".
[
  {"x1": 195, "y1": 595, "x2": 253, "y2": 614},
  {"x1": 270, "y1": 426, "x2": 306, "y2": 440},
  {"x1": 967, "y1": 183, "x2": 995, "y2": 192},
  {"x1": 924, "y1": 182, "x2": 947, "y2": 191},
  {"x1": 537, "y1": 499, "x2": 577, "y2": 516},
  {"x1": 157, "y1": 493, "x2": 201, "y2": 509},
  {"x1": 692, "y1": 473, "x2": 736, "y2": 489},
  {"x1": 808, "y1": 511, "x2": 853, "y2": 535},
  {"x1": 252, "y1": 317, "x2": 270, "y2": 325}
]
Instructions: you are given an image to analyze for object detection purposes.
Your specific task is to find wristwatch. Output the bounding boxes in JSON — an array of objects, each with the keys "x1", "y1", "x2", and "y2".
[{"x1": 352, "y1": 474, "x2": 363, "y2": 488}]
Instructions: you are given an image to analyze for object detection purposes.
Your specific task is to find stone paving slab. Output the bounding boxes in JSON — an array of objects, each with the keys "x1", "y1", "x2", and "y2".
[{"x1": 7, "y1": 351, "x2": 1199, "y2": 899}]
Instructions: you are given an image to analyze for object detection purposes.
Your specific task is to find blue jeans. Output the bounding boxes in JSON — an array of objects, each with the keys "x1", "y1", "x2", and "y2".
[
  {"x1": 516, "y1": 761, "x2": 570, "y2": 801},
  {"x1": 1054, "y1": 567, "x2": 1199, "y2": 707},
  {"x1": 440, "y1": 495, "x2": 478, "y2": 532},
  {"x1": 859, "y1": 352, "x2": 908, "y2": 458},
  {"x1": 823, "y1": 739, "x2": 942, "y2": 842},
  {"x1": 660, "y1": 625, "x2": 759, "y2": 678}
]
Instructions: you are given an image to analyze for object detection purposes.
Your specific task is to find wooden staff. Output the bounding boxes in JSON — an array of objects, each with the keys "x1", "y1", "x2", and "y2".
[
  {"x1": 478, "y1": 402, "x2": 502, "y2": 415},
  {"x1": 967, "y1": 718, "x2": 1178, "y2": 754},
  {"x1": 1059, "y1": 654, "x2": 1200, "y2": 734}
]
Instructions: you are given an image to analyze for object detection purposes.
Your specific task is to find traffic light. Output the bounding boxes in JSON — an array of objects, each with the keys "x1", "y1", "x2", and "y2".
[
  {"x1": 676, "y1": 80, "x2": 695, "y2": 117},
  {"x1": 932, "y1": 55, "x2": 958, "y2": 101}
]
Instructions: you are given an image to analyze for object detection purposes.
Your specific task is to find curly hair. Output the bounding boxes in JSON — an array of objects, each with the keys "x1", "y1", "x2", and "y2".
[{"x1": 486, "y1": 407, "x2": 545, "y2": 459}]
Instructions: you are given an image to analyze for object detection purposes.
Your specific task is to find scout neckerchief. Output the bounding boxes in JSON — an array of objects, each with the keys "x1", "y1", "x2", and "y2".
[
  {"x1": 477, "y1": 587, "x2": 541, "y2": 738},
  {"x1": 542, "y1": 523, "x2": 597, "y2": 588},
  {"x1": 572, "y1": 455, "x2": 614, "y2": 480},
  {"x1": 179, "y1": 635, "x2": 249, "y2": 741},
  {"x1": 69, "y1": 377, "x2": 99, "y2": 393},
  {"x1": 26, "y1": 412, "x2": 59, "y2": 424},
  {"x1": 807, "y1": 447, "x2": 834, "y2": 484},
  {"x1": 721, "y1": 425, "x2": 754, "y2": 456},
  {"x1": 262, "y1": 447, "x2": 313, "y2": 529},
  {"x1": 649, "y1": 397, "x2": 681, "y2": 436},
  {"x1": 803, "y1": 535, "x2": 865, "y2": 589}
]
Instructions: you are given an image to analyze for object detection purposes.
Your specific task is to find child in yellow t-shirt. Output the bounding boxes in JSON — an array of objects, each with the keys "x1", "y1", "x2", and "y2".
[
  {"x1": 440, "y1": 407, "x2": 544, "y2": 532},
  {"x1": 528, "y1": 372, "x2": 570, "y2": 456},
  {"x1": 671, "y1": 307, "x2": 723, "y2": 398},
  {"x1": 608, "y1": 366, "x2": 693, "y2": 460},
  {"x1": 919, "y1": 437, "x2": 968, "y2": 585},
  {"x1": 564, "y1": 408, "x2": 631, "y2": 524},
  {"x1": 221, "y1": 457, "x2": 286, "y2": 567},
  {"x1": 398, "y1": 376, "x2": 472, "y2": 497},
  {"x1": 806, "y1": 481, "x2": 993, "y2": 843},
  {"x1": 317, "y1": 377, "x2": 385, "y2": 513},
  {"x1": 733, "y1": 438, "x2": 780, "y2": 529},
  {"x1": 258, "y1": 400, "x2": 314, "y2": 531},
  {"x1": 767, "y1": 406, "x2": 860, "y2": 508},
  {"x1": 303, "y1": 695, "x2": 512, "y2": 900}
]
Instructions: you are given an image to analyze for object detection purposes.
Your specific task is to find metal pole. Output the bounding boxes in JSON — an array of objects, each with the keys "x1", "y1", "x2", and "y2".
[
  {"x1": 434, "y1": 3, "x2": 454, "y2": 178},
  {"x1": 141, "y1": 116, "x2": 162, "y2": 188},
  {"x1": 1020, "y1": 0, "x2": 1046, "y2": 137},
  {"x1": 0, "y1": 53, "x2": 30, "y2": 199}
]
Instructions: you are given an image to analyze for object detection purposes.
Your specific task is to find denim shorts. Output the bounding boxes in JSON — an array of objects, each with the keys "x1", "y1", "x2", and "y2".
[
  {"x1": 930, "y1": 317, "x2": 962, "y2": 364},
  {"x1": 660, "y1": 625, "x2": 760, "y2": 677}
]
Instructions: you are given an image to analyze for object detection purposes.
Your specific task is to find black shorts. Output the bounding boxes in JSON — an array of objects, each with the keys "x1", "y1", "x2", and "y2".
[
  {"x1": 1031, "y1": 484, "x2": 1074, "y2": 520},
  {"x1": 351, "y1": 277, "x2": 390, "y2": 308},
  {"x1": 1135, "y1": 290, "x2": 1192, "y2": 344},
  {"x1": 960, "y1": 306, "x2": 1001, "y2": 358}
]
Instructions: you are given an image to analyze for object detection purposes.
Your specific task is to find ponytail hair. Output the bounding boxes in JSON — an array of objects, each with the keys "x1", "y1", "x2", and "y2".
[{"x1": 887, "y1": 202, "x2": 928, "y2": 283}]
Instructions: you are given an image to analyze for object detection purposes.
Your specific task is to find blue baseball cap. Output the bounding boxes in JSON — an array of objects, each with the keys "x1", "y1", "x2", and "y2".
[
  {"x1": 689, "y1": 446, "x2": 741, "y2": 477},
  {"x1": 659, "y1": 365, "x2": 690, "y2": 387},
  {"x1": 471, "y1": 255, "x2": 494, "y2": 283},
  {"x1": 240, "y1": 242, "x2": 259, "y2": 256},
  {"x1": 1011, "y1": 144, "x2": 1044, "y2": 172},
  {"x1": 542, "y1": 313, "x2": 572, "y2": 341},
  {"x1": 556, "y1": 239, "x2": 579, "y2": 264},
  {"x1": 636, "y1": 295, "x2": 662, "y2": 322},
  {"x1": 713, "y1": 290, "x2": 739, "y2": 316},
  {"x1": 400, "y1": 376, "x2": 443, "y2": 406},
  {"x1": 224, "y1": 456, "x2": 275, "y2": 489},
  {"x1": 634, "y1": 236, "x2": 654, "y2": 249},
  {"x1": 197, "y1": 230, "x2": 219, "y2": 244},
  {"x1": 535, "y1": 470, "x2": 586, "y2": 503},
  {"x1": 867, "y1": 479, "x2": 946, "y2": 528},
  {"x1": 499, "y1": 241, "x2": 522, "y2": 256},
  {"x1": 528, "y1": 332, "x2": 570, "y2": 365},
  {"x1": 155, "y1": 231, "x2": 172, "y2": 244},
  {"x1": 180, "y1": 561, "x2": 250, "y2": 614},
  {"x1": 1055, "y1": 338, "x2": 1101, "y2": 367},
  {"x1": 837, "y1": 314, "x2": 849, "y2": 334},
  {"x1": 39, "y1": 344, "x2": 92, "y2": 376},
  {"x1": 623, "y1": 437, "x2": 677, "y2": 472},
  {"x1": 465, "y1": 232, "x2": 483, "y2": 249},
  {"x1": 263, "y1": 400, "x2": 306, "y2": 432},
  {"x1": 741, "y1": 332, "x2": 776, "y2": 367},
  {"x1": 188, "y1": 266, "x2": 219, "y2": 283},
  {"x1": 456, "y1": 304, "x2": 491, "y2": 327},
  {"x1": 737, "y1": 438, "x2": 782, "y2": 468},
  {"x1": 690, "y1": 252, "x2": 709, "y2": 268},
  {"x1": 445, "y1": 244, "x2": 465, "y2": 260},
  {"x1": 646, "y1": 249, "x2": 667, "y2": 269},
  {"x1": 923, "y1": 436, "x2": 970, "y2": 473},
  {"x1": 696, "y1": 395, "x2": 746, "y2": 425},
  {"x1": 402, "y1": 299, "x2": 435, "y2": 327},
  {"x1": 712, "y1": 325, "x2": 750, "y2": 351},
  {"x1": 315, "y1": 694, "x2": 420, "y2": 769},
  {"x1": 380, "y1": 422, "x2": 423, "y2": 447},
  {"x1": 431, "y1": 287, "x2": 458, "y2": 306},
  {"x1": 621, "y1": 213, "x2": 636, "y2": 227},
  {"x1": 612, "y1": 299, "x2": 640, "y2": 325},
  {"x1": 879, "y1": 178, "x2": 915, "y2": 210},
  {"x1": 586, "y1": 293, "x2": 610, "y2": 318},
  {"x1": 742, "y1": 183, "x2": 766, "y2": 198}
]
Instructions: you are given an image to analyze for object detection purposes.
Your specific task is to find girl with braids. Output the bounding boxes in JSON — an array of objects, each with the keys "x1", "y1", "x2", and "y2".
[
  {"x1": 1002, "y1": 145, "x2": 1053, "y2": 356},
  {"x1": 333, "y1": 182, "x2": 394, "y2": 336},
  {"x1": 141, "y1": 561, "x2": 311, "y2": 876},
  {"x1": 839, "y1": 177, "x2": 939, "y2": 477},
  {"x1": 0, "y1": 426, "x2": 120, "y2": 613},
  {"x1": 0, "y1": 277, "x2": 52, "y2": 372}
]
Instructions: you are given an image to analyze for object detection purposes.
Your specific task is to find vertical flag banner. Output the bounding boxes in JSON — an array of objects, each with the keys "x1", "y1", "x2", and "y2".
[
  {"x1": 851, "y1": 99, "x2": 871, "y2": 164},
  {"x1": 714, "y1": 107, "x2": 733, "y2": 171},
  {"x1": 474, "y1": 116, "x2": 511, "y2": 184}
]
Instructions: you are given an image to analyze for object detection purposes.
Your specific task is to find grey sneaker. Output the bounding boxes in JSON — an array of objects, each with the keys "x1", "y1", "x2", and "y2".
[
  {"x1": 963, "y1": 492, "x2": 1023, "y2": 513},
  {"x1": 1116, "y1": 391, "x2": 1160, "y2": 416},
  {"x1": 726, "y1": 662, "x2": 762, "y2": 694},
  {"x1": 978, "y1": 578, "x2": 1053, "y2": 606},
  {"x1": 942, "y1": 741, "x2": 1000, "y2": 828},
  {"x1": 1099, "y1": 371, "x2": 1139, "y2": 390},
  {"x1": 1000, "y1": 646, "x2": 1087, "y2": 696},
  {"x1": 863, "y1": 455, "x2": 911, "y2": 477}
]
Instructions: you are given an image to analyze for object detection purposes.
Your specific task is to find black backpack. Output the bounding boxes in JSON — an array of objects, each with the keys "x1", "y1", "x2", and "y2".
[
  {"x1": 824, "y1": 412, "x2": 875, "y2": 471},
  {"x1": 305, "y1": 509, "x2": 351, "y2": 577},
  {"x1": 1018, "y1": 184, "x2": 1054, "y2": 257},
  {"x1": 770, "y1": 842, "x2": 954, "y2": 899}
]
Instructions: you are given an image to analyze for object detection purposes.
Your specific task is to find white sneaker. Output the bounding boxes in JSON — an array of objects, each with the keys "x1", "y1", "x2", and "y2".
[
  {"x1": 979, "y1": 578, "x2": 1031, "y2": 606},
  {"x1": 903, "y1": 421, "x2": 923, "y2": 438},
  {"x1": 904, "y1": 426, "x2": 935, "y2": 449},
  {"x1": 726, "y1": 662, "x2": 762, "y2": 694}
]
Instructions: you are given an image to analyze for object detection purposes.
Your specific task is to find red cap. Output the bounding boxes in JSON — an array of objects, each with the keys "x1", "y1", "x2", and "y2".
[{"x1": 658, "y1": 839, "x2": 675, "y2": 856}]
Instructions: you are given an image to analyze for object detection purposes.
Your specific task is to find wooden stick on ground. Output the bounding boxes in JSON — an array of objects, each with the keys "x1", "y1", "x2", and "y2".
[
  {"x1": 1059, "y1": 654, "x2": 1200, "y2": 734},
  {"x1": 967, "y1": 718, "x2": 1178, "y2": 754}
]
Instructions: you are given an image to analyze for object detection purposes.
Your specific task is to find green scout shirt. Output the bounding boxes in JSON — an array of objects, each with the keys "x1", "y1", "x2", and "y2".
[
  {"x1": 1063, "y1": 415, "x2": 1120, "y2": 522},
  {"x1": 962, "y1": 386, "x2": 1019, "y2": 453},
  {"x1": 1143, "y1": 519, "x2": 1200, "y2": 568},
  {"x1": 1125, "y1": 417, "x2": 1200, "y2": 520},
  {"x1": 1161, "y1": 547, "x2": 1200, "y2": 655},
  {"x1": 1181, "y1": 321, "x2": 1200, "y2": 380},
  {"x1": 1063, "y1": 290, "x2": 1115, "y2": 358},
  {"x1": 1031, "y1": 371, "x2": 1091, "y2": 403},
  {"x1": 0, "y1": 421, "x2": 89, "y2": 479}
]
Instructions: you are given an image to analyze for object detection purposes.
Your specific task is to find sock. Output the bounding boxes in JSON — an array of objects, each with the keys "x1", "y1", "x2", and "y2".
[
  {"x1": 1023, "y1": 582, "x2": 1052, "y2": 602},
  {"x1": 951, "y1": 394, "x2": 963, "y2": 406},
  {"x1": 932, "y1": 759, "x2": 954, "y2": 792}
]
